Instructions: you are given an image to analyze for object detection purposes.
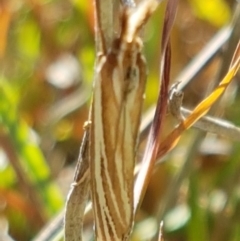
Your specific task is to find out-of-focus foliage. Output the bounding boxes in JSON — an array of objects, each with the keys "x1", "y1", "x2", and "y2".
[
  {"x1": 189, "y1": 0, "x2": 231, "y2": 27},
  {"x1": 0, "y1": 0, "x2": 94, "y2": 239},
  {"x1": 0, "y1": 0, "x2": 239, "y2": 240}
]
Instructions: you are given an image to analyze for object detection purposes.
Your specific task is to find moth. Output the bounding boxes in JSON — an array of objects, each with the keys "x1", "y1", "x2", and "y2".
[
  {"x1": 90, "y1": 1, "x2": 159, "y2": 240},
  {"x1": 64, "y1": 1, "x2": 159, "y2": 240}
]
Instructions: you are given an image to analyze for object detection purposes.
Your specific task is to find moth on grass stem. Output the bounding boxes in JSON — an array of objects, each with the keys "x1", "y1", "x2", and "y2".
[
  {"x1": 64, "y1": 0, "x2": 160, "y2": 240},
  {"x1": 90, "y1": 1, "x2": 159, "y2": 240}
]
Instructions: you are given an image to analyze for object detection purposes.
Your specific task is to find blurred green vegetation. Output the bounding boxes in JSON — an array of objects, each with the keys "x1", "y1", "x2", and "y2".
[{"x1": 0, "y1": 0, "x2": 239, "y2": 241}]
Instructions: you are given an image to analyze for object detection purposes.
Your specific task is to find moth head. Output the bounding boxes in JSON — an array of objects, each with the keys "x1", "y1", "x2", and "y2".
[{"x1": 120, "y1": 0, "x2": 159, "y2": 44}]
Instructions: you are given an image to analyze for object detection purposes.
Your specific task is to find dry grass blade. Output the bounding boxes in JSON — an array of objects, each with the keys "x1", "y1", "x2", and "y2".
[
  {"x1": 181, "y1": 107, "x2": 240, "y2": 141},
  {"x1": 64, "y1": 125, "x2": 90, "y2": 241},
  {"x1": 134, "y1": 0, "x2": 179, "y2": 213},
  {"x1": 157, "y1": 40, "x2": 240, "y2": 158}
]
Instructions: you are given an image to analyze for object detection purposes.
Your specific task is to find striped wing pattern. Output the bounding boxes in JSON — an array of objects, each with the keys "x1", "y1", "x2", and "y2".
[
  {"x1": 91, "y1": 40, "x2": 146, "y2": 240},
  {"x1": 90, "y1": 1, "x2": 158, "y2": 240}
]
